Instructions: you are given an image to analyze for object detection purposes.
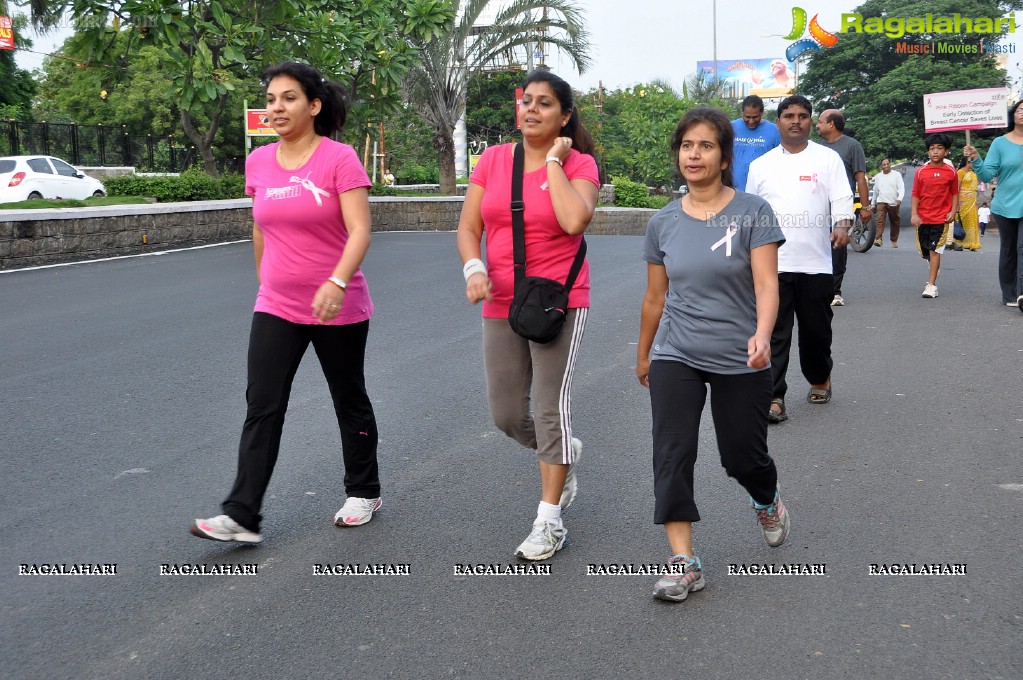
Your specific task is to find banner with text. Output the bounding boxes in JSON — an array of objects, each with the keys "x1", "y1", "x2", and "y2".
[
  {"x1": 923, "y1": 87, "x2": 1008, "y2": 132},
  {"x1": 0, "y1": 16, "x2": 15, "y2": 51}
]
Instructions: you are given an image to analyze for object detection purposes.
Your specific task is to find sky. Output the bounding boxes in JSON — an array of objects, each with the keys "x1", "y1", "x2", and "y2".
[{"x1": 10, "y1": 0, "x2": 1023, "y2": 95}]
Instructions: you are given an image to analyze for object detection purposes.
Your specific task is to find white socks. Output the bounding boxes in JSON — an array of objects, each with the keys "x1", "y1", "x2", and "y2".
[{"x1": 537, "y1": 501, "x2": 562, "y2": 522}]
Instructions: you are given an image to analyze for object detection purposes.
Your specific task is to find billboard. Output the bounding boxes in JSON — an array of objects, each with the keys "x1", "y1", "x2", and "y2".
[
  {"x1": 246, "y1": 109, "x2": 277, "y2": 137},
  {"x1": 697, "y1": 58, "x2": 796, "y2": 99}
]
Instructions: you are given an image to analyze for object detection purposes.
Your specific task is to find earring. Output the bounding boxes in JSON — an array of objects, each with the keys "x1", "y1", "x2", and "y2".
[{"x1": 561, "y1": 121, "x2": 567, "y2": 127}]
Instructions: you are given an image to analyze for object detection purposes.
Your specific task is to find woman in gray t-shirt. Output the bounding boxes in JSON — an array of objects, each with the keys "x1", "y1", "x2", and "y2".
[{"x1": 636, "y1": 107, "x2": 789, "y2": 603}]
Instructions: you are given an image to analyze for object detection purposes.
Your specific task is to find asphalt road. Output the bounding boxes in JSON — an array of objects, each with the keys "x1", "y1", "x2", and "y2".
[{"x1": 2, "y1": 232, "x2": 1021, "y2": 679}]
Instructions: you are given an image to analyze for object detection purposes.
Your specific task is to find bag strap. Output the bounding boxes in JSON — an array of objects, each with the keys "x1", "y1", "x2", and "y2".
[
  {"x1": 512, "y1": 143, "x2": 526, "y2": 288},
  {"x1": 563, "y1": 237, "x2": 587, "y2": 291},
  {"x1": 510, "y1": 142, "x2": 587, "y2": 291}
]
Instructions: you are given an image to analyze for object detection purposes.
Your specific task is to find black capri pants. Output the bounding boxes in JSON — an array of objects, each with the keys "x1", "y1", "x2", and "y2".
[{"x1": 649, "y1": 359, "x2": 778, "y2": 524}]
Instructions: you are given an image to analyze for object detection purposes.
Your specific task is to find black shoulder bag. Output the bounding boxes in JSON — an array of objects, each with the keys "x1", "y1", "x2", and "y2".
[{"x1": 507, "y1": 142, "x2": 587, "y2": 344}]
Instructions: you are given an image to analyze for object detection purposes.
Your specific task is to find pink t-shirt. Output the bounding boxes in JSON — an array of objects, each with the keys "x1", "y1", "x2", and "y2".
[
  {"x1": 470, "y1": 143, "x2": 599, "y2": 318},
  {"x1": 245, "y1": 139, "x2": 373, "y2": 325}
]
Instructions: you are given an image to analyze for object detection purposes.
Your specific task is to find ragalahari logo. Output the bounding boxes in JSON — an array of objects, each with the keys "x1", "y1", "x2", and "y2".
[{"x1": 785, "y1": 7, "x2": 839, "y2": 61}]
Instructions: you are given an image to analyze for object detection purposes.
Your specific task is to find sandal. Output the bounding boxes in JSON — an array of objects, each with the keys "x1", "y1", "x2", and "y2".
[
  {"x1": 807, "y1": 382, "x2": 832, "y2": 404},
  {"x1": 767, "y1": 398, "x2": 788, "y2": 424}
]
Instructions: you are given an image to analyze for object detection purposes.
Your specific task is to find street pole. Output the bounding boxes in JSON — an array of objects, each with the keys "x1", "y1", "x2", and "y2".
[{"x1": 713, "y1": 0, "x2": 718, "y2": 84}]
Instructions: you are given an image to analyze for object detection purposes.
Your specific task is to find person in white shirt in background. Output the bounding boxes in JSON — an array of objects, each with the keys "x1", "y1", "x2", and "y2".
[
  {"x1": 979, "y1": 201, "x2": 991, "y2": 237},
  {"x1": 872, "y1": 158, "x2": 905, "y2": 247}
]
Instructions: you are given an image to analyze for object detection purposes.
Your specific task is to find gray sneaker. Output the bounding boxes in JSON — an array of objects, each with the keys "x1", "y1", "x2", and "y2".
[
  {"x1": 653, "y1": 554, "x2": 705, "y2": 602},
  {"x1": 514, "y1": 518, "x2": 567, "y2": 560},
  {"x1": 753, "y1": 493, "x2": 791, "y2": 547},
  {"x1": 559, "y1": 437, "x2": 583, "y2": 509}
]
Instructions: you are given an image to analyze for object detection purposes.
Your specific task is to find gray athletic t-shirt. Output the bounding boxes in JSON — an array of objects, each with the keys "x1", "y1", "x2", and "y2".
[
  {"x1": 643, "y1": 191, "x2": 785, "y2": 374},
  {"x1": 820, "y1": 135, "x2": 866, "y2": 193}
]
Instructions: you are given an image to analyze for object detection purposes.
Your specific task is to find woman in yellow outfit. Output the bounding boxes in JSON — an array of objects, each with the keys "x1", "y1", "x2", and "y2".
[{"x1": 957, "y1": 158, "x2": 982, "y2": 250}]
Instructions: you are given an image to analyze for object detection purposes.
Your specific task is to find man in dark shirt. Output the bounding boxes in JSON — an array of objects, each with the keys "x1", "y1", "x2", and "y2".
[{"x1": 817, "y1": 109, "x2": 872, "y2": 307}]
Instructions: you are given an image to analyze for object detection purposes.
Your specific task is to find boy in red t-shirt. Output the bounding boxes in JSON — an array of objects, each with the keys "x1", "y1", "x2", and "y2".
[{"x1": 911, "y1": 133, "x2": 959, "y2": 298}]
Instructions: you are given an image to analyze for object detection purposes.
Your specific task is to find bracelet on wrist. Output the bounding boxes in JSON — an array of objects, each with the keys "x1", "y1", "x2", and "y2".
[
  {"x1": 545, "y1": 156, "x2": 563, "y2": 167},
  {"x1": 327, "y1": 276, "x2": 347, "y2": 291}
]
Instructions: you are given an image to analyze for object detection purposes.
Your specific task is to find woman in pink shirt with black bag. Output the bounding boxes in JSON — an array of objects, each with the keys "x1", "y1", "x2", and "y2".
[
  {"x1": 457, "y1": 71, "x2": 599, "y2": 561},
  {"x1": 191, "y1": 62, "x2": 381, "y2": 543}
]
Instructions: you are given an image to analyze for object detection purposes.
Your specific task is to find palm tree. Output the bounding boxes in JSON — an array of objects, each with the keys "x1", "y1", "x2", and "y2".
[
  {"x1": 403, "y1": 0, "x2": 591, "y2": 194},
  {"x1": 682, "y1": 70, "x2": 728, "y2": 102}
]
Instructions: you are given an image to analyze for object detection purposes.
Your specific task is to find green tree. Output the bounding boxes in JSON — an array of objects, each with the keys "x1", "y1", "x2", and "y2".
[
  {"x1": 21, "y1": 0, "x2": 452, "y2": 174},
  {"x1": 800, "y1": 0, "x2": 1022, "y2": 162},
  {"x1": 579, "y1": 82, "x2": 690, "y2": 189},
  {"x1": 0, "y1": 15, "x2": 37, "y2": 120},
  {"x1": 378, "y1": 102, "x2": 439, "y2": 183},
  {"x1": 35, "y1": 31, "x2": 180, "y2": 136},
  {"x1": 466, "y1": 68, "x2": 524, "y2": 145},
  {"x1": 402, "y1": 0, "x2": 591, "y2": 194}
]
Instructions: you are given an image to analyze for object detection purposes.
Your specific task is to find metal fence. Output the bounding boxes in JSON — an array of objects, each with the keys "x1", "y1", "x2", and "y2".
[{"x1": 1, "y1": 121, "x2": 197, "y2": 173}]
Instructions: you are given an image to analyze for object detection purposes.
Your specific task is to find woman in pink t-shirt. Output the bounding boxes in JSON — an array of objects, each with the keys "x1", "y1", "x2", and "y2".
[
  {"x1": 191, "y1": 62, "x2": 381, "y2": 544},
  {"x1": 457, "y1": 71, "x2": 599, "y2": 561}
]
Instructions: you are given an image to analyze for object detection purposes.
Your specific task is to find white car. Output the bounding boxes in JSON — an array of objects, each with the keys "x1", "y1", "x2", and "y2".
[{"x1": 0, "y1": 156, "x2": 106, "y2": 203}]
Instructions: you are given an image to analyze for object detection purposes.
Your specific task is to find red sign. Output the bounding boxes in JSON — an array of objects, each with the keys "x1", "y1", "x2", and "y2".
[
  {"x1": 0, "y1": 16, "x2": 15, "y2": 51},
  {"x1": 246, "y1": 109, "x2": 277, "y2": 137}
]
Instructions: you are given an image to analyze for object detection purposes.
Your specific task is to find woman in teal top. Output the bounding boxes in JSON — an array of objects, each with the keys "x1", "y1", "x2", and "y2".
[{"x1": 964, "y1": 100, "x2": 1023, "y2": 311}]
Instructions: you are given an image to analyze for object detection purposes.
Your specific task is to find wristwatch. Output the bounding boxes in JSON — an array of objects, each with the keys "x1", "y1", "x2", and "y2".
[{"x1": 328, "y1": 276, "x2": 347, "y2": 291}]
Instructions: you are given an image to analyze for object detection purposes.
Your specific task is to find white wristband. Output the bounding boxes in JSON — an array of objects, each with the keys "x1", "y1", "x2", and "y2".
[
  {"x1": 463, "y1": 258, "x2": 487, "y2": 282},
  {"x1": 545, "y1": 156, "x2": 563, "y2": 167}
]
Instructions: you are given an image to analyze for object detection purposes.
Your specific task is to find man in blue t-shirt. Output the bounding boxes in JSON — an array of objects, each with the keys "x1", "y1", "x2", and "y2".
[{"x1": 731, "y1": 95, "x2": 781, "y2": 191}]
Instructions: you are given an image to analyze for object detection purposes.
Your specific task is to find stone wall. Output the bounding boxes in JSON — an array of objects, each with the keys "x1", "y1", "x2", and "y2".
[
  {"x1": 0, "y1": 198, "x2": 656, "y2": 270},
  {"x1": 0, "y1": 200, "x2": 254, "y2": 269}
]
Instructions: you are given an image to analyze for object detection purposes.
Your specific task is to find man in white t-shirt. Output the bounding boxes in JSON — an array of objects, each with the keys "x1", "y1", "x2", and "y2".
[
  {"x1": 872, "y1": 158, "x2": 905, "y2": 247},
  {"x1": 746, "y1": 95, "x2": 853, "y2": 424}
]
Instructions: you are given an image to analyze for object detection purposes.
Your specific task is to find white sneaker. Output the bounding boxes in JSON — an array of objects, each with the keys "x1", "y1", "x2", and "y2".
[
  {"x1": 830, "y1": 295, "x2": 845, "y2": 306},
  {"x1": 190, "y1": 515, "x2": 262, "y2": 543},
  {"x1": 559, "y1": 437, "x2": 582, "y2": 509},
  {"x1": 514, "y1": 518, "x2": 567, "y2": 560},
  {"x1": 922, "y1": 283, "x2": 938, "y2": 298},
  {"x1": 333, "y1": 497, "x2": 382, "y2": 527}
]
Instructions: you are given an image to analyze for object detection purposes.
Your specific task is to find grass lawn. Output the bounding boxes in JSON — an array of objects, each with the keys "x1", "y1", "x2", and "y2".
[{"x1": 0, "y1": 196, "x2": 153, "y2": 210}]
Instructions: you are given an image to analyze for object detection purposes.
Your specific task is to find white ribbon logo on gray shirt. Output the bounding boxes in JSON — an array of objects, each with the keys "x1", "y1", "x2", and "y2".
[{"x1": 711, "y1": 223, "x2": 739, "y2": 257}]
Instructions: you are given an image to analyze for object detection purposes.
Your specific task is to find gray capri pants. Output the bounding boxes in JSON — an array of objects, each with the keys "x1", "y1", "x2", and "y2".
[{"x1": 482, "y1": 308, "x2": 587, "y2": 465}]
